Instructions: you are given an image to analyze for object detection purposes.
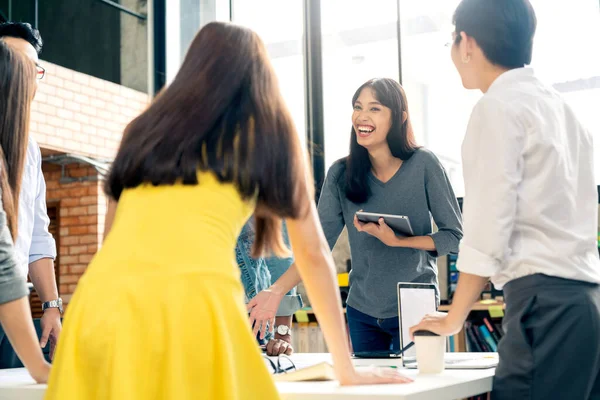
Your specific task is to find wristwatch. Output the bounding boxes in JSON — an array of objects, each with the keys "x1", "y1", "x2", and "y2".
[
  {"x1": 42, "y1": 298, "x2": 63, "y2": 314},
  {"x1": 275, "y1": 325, "x2": 292, "y2": 336}
]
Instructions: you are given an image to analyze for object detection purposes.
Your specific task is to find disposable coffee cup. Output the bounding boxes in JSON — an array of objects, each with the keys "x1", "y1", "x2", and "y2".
[{"x1": 414, "y1": 330, "x2": 445, "y2": 374}]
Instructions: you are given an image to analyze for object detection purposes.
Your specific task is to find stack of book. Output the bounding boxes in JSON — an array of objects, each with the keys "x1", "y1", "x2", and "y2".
[{"x1": 463, "y1": 317, "x2": 503, "y2": 352}]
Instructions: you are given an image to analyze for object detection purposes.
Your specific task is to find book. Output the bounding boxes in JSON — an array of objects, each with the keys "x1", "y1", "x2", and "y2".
[
  {"x1": 308, "y1": 322, "x2": 319, "y2": 352},
  {"x1": 298, "y1": 323, "x2": 309, "y2": 353},
  {"x1": 317, "y1": 325, "x2": 327, "y2": 353},
  {"x1": 464, "y1": 331, "x2": 472, "y2": 352},
  {"x1": 494, "y1": 321, "x2": 504, "y2": 337},
  {"x1": 483, "y1": 317, "x2": 502, "y2": 343},
  {"x1": 272, "y1": 362, "x2": 336, "y2": 382},
  {"x1": 448, "y1": 335, "x2": 455, "y2": 352},
  {"x1": 471, "y1": 323, "x2": 492, "y2": 352},
  {"x1": 478, "y1": 325, "x2": 498, "y2": 352},
  {"x1": 465, "y1": 323, "x2": 483, "y2": 352}
]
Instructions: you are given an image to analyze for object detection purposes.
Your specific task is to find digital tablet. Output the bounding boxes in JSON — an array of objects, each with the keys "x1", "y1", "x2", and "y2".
[{"x1": 355, "y1": 211, "x2": 414, "y2": 236}]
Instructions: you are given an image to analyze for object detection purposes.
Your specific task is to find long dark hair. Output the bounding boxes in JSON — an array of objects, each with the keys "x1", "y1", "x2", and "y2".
[
  {"x1": 345, "y1": 78, "x2": 418, "y2": 203},
  {"x1": 0, "y1": 40, "x2": 36, "y2": 240},
  {"x1": 105, "y1": 22, "x2": 309, "y2": 257}
]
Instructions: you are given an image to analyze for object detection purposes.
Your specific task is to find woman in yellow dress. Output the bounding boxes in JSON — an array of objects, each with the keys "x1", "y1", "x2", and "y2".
[{"x1": 44, "y1": 22, "x2": 410, "y2": 399}]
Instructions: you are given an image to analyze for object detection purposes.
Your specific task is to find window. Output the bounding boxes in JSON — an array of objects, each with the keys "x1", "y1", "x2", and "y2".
[
  {"x1": 321, "y1": 0, "x2": 400, "y2": 171},
  {"x1": 399, "y1": 0, "x2": 480, "y2": 197},
  {"x1": 400, "y1": 0, "x2": 600, "y2": 195},
  {"x1": 1, "y1": 0, "x2": 149, "y2": 93},
  {"x1": 531, "y1": 0, "x2": 600, "y2": 184},
  {"x1": 232, "y1": 0, "x2": 307, "y2": 151}
]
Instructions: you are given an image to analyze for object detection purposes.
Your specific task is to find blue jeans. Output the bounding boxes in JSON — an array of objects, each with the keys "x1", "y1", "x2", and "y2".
[
  {"x1": 346, "y1": 306, "x2": 400, "y2": 353},
  {"x1": 0, "y1": 318, "x2": 51, "y2": 368}
]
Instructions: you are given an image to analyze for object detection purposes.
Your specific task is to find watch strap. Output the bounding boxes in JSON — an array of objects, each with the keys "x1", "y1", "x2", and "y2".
[{"x1": 42, "y1": 298, "x2": 63, "y2": 313}]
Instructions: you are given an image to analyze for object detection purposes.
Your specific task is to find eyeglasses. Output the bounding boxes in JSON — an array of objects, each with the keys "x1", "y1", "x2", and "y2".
[
  {"x1": 263, "y1": 354, "x2": 296, "y2": 375},
  {"x1": 446, "y1": 32, "x2": 460, "y2": 47},
  {"x1": 36, "y1": 64, "x2": 45, "y2": 80}
]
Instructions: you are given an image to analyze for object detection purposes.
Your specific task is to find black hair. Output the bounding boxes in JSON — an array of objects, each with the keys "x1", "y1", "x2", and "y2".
[
  {"x1": 453, "y1": 0, "x2": 536, "y2": 68},
  {"x1": 0, "y1": 22, "x2": 43, "y2": 54},
  {"x1": 344, "y1": 78, "x2": 419, "y2": 204}
]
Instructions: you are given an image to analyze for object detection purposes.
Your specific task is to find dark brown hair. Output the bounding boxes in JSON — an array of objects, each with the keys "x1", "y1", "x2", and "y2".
[
  {"x1": 105, "y1": 22, "x2": 310, "y2": 257},
  {"x1": 345, "y1": 78, "x2": 418, "y2": 203},
  {"x1": 0, "y1": 39, "x2": 36, "y2": 240}
]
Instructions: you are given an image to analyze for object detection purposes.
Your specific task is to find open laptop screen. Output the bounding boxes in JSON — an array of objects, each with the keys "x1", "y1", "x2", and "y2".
[{"x1": 397, "y1": 283, "x2": 437, "y2": 360}]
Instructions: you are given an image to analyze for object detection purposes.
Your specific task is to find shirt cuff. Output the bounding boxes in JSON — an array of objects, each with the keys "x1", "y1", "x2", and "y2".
[
  {"x1": 456, "y1": 243, "x2": 500, "y2": 278},
  {"x1": 276, "y1": 294, "x2": 304, "y2": 317},
  {"x1": 28, "y1": 237, "x2": 57, "y2": 264}
]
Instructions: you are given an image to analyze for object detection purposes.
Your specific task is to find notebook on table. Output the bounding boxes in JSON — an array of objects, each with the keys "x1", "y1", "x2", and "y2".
[
  {"x1": 272, "y1": 362, "x2": 335, "y2": 382},
  {"x1": 265, "y1": 354, "x2": 335, "y2": 382}
]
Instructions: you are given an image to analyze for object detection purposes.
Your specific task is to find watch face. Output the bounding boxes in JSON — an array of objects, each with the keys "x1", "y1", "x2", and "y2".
[{"x1": 277, "y1": 325, "x2": 290, "y2": 335}]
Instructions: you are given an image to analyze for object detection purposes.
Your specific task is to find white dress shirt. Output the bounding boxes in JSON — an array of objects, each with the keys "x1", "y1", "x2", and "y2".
[
  {"x1": 15, "y1": 137, "x2": 57, "y2": 277},
  {"x1": 457, "y1": 68, "x2": 600, "y2": 289}
]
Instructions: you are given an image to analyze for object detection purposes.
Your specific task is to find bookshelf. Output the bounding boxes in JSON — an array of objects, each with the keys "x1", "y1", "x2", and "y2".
[
  {"x1": 444, "y1": 300, "x2": 505, "y2": 353},
  {"x1": 293, "y1": 307, "x2": 346, "y2": 316},
  {"x1": 291, "y1": 301, "x2": 504, "y2": 354},
  {"x1": 439, "y1": 300, "x2": 505, "y2": 312}
]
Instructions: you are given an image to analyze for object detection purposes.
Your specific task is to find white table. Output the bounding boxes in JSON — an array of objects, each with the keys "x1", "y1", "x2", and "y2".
[
  {"x1": 0, "y1": 368, "x2": 45, "y2": 400},
  {"x1": 0, "y1": 353, "x2": 495, "y2": 400},
  {"x1": 276, "y1": 354, "x2": 495, "y2": 400}
]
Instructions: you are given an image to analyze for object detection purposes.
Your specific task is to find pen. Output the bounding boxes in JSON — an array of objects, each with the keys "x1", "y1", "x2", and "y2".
[{"x1": 400, "y1": 341, "x2": 414, "y2": 355}]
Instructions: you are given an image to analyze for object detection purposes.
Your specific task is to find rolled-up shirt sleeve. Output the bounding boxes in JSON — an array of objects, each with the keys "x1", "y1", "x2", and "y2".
[
  {"x1": 457, "y1": 98, "x2": 524, "y2": 278},
  {"x1": 28, "y1": 145, "x2": 56, "y2": 265}
]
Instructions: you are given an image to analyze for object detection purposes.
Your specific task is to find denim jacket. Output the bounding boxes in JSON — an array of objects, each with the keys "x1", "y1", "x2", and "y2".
[{"x1": 236, "y1": 218, "x2": 303, "y2": 318}]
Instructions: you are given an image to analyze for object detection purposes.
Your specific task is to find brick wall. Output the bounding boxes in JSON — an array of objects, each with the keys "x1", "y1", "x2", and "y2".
[
  {"x1": 30, "y1": 61, "x2": 150, "y2": 306},
  {"x1": 30, "y1": 61, "x2": 149, "y2": 160},
  {"x1": 42, "y1": 163, "x2": 103, "y2": 304}
]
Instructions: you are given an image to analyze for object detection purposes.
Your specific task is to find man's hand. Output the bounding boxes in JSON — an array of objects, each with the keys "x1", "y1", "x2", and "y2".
[
  {"x1": 28, "y1": 258, "x2": 61, "y2": 359},
  {"x1": 266, "y1": 334, "x2": 293, "y2": 356},
  {"x1": 409, "y1": 311, "x2": 463, "y2": 340},
  {"x1": 354, "y1": 215, "x2": 399, "y2": 247},
  {"x1": 40, "y1": 308, "x2": 61, "y2": 360}
]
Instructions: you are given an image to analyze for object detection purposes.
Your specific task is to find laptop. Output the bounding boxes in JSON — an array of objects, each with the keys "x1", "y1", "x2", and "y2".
[{"x1": 397, "y1": 282, "x2": 498, "y2": 369}]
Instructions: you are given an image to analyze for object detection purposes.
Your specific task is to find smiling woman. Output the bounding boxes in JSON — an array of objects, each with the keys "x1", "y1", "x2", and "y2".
[
  {"x1": 317, "y1": 77, "x2": 464, "y2": 353},
  {"x1": 353, "y1": 92, "x2": 392, "y2": 143}
]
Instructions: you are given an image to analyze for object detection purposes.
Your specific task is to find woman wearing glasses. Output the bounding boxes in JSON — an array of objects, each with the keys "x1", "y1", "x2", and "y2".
[{"x1": 0, "y1": 39, "x2": 51, "y2": 383}]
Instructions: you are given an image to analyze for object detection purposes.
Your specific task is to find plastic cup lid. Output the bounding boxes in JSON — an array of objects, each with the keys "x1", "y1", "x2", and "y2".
[{"x1": 413, "y1": 330, "x2": 440, "y2": 337}]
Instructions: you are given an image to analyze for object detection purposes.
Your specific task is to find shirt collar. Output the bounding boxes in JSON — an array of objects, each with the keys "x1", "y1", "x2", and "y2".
[{"x1": 487, "y1": 67, "x2": 534, "y2": 93}]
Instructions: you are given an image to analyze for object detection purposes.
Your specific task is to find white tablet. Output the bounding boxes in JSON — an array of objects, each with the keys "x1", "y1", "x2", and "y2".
[{"x1": 355, "y1": 211, "x2": 414, "y2": 236}]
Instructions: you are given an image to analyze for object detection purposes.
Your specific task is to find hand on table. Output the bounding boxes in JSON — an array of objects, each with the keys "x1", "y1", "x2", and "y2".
[
  {"x1": 339, "y1": 366, "x2": 413, "y2": 386},
  {"x1": 29, "y1": 360, "x2": 51, "y2": 383}
]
